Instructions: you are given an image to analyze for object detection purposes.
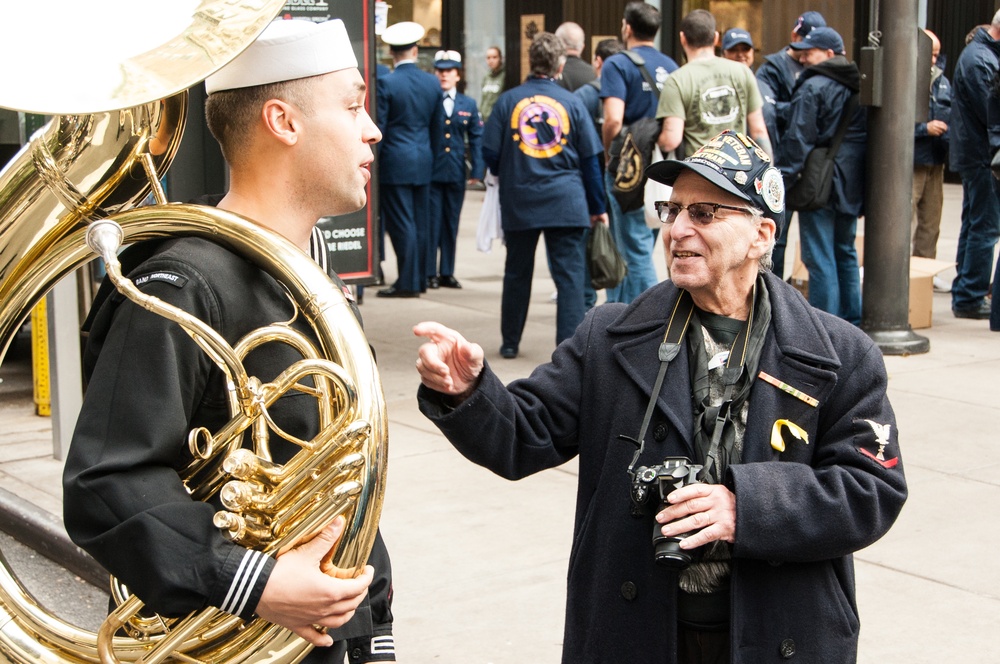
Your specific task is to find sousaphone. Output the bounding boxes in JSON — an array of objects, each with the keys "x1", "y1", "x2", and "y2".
[{"x1": 0, "y1": 2, "x2": 388, "y2": 662}]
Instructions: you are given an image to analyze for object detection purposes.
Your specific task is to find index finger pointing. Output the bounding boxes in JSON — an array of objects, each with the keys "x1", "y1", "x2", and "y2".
[{"x1": 413, "y1": 321, "x2": 463, "y2": 345}]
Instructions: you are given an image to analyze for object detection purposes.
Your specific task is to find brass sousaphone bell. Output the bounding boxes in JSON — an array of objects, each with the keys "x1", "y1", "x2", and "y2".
[{"x1": 0, "y1": 2, "x2": 388, "y2": 663}]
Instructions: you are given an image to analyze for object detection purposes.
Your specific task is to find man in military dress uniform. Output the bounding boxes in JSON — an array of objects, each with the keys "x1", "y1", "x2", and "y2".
[{"x1": 376, "y1": 21, "x2": 442, "y2": 297}]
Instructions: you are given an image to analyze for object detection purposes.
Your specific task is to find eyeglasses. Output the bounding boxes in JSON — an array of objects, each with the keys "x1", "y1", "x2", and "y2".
[{"x1": 654, "y1": 201, "x2": 754, "y2": 225}]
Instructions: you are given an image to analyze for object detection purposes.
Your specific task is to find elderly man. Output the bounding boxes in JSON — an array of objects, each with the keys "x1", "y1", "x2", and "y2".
[
  {"x1": 413, "y1": 130, "x2": 906, "y2": 663},
  {"x1": 64, "y1": 18, "x2": 395, "y2": 663},
  {"x1": 911, "y1": 29, "x2": 951, "y2": 289},
  {"x1": 556, "y1": 21, "x2": 597, "y2": 91}
]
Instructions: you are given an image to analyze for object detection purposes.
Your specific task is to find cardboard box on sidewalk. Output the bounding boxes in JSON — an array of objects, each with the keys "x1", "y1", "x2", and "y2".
[{"x1": 788, "y1": 237, "x2": 952, "y2": 329}]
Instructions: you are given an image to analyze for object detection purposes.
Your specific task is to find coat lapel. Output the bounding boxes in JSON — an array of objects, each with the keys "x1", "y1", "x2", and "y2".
[{"x1": 608, "y1": 283, "x2": 696, "y2": 455}]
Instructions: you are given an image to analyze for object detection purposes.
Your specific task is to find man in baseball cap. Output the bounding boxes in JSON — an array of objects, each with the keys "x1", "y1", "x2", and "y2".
[
  {"x1": 375, "y1": 21, "x2": 444, "y2": 298},
  {"x1": 721, "y1": 28, "x2": 755, "y2": 68},
  {"x1": 790, "y1": 26, "x2": 847, "y2": 57},
  {"x1": 411, "y1": 127, "x2": 905, "y2": 662},
  {"x1": 66, "y1": 17, "x2": 396, "y2": 664},
  {"x1": 793, "y1": 10, "x2": 827, "y2": 39}
]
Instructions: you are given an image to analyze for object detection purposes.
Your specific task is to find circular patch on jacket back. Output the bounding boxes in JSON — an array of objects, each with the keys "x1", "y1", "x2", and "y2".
[{"x1": 510, "y1": 95, "x2": 570, "y2": 158}]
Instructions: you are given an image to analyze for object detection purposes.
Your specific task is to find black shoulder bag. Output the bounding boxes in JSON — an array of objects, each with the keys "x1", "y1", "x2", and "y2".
[
  {"x1": 609, "y1": 50, "x2": 663, "y2": 213},
  {"x1": 785, "y1": 93, "x2": 859, "y2": 212}
]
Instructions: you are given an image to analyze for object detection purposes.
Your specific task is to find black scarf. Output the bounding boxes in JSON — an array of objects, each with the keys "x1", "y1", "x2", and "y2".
[{"x1": 688, "y1": 277, "x2": 772, "y2": 484}]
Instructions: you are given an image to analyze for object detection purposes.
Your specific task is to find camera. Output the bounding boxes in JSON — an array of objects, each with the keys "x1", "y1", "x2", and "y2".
[{"x1": 629, "y1": 456, "x2": 704, "y2": 570}]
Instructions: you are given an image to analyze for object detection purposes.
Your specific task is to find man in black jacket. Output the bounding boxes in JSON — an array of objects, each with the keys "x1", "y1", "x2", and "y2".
[
  {"x1": 64, "y1": 18, "x2": 395, "y2": 663},
  {"x1": 412, "y1": 131, "x2": 905, "y2": 664},
  {"x1": 556, "y1": 21, "x2": 597, "y2": 92},
  {"x1": 949, "y1": 14, "x2": 1000, "y2": 321}
]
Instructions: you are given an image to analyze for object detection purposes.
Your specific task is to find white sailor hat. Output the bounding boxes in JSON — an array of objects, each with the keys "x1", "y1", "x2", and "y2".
[
  {"x1": 206, "y1": 19, "x2": 357, "y2": 94},
  {"x1": 382, "y1": 21, "x2": 425, "y2": 50},
  {"x1": 434, "y1": 50, "x2": 462, "y2": 69}
]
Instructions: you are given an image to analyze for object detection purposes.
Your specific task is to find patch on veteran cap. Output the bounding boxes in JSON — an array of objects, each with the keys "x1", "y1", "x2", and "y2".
[
  {"x1": 646, "y1": 129, "x2": 785, "y2": 230},
  {"x1": 759, "y1": 167, "x2": 784, "y2": 214},
  {"x1": 206, "y1": 19, "x2": 357, "y2": 94}
]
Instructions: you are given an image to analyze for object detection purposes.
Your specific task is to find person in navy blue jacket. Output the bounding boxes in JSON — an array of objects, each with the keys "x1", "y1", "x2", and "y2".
[
  {"x1": 426, "y1": 50, "x2": 484, "y2": 290},
  {"x1": 949, "y1": 16, "x2": 1000, "y2": 321},
  {"x1": 482, "y1": 32, "x2": 607, "y2": 359},
  {"x1": 780, "y1": 28, "x2": 866, "y2": 326},
  {"x1": 376, "y1": 22, "x2": 443, "y2": 298}
]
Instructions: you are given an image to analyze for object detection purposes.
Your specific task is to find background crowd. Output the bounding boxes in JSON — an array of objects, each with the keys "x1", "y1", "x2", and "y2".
[{"x1": 371, "y1": 2, "x2": 1000, "y2": 357}]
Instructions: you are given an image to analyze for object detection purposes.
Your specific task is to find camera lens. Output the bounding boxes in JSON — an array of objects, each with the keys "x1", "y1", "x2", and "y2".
[
  {"x1": 651, "y1": 522, "x2": 700, "y2": 570},
  {"x1": 653, "y1": 535, "x2": 697, "y2": 570}
]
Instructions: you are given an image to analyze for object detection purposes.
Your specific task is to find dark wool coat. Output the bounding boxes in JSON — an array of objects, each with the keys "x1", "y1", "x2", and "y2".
[
  {"x1": 950, "y1": 27, "x2": 1000, "y2": 171},
  {"x1": 419, "y1": 273, "x2": 907, "y2": 664}
]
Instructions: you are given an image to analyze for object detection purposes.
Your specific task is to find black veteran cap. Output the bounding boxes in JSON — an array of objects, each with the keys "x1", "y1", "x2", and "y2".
[{"x1": 646, "y1": 130, "x2": 785, "y2": 232}]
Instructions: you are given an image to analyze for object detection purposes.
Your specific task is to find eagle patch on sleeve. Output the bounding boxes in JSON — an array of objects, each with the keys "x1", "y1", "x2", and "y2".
[{"x1": 857, "y1": 419, "x2": 898, "y2": 468}]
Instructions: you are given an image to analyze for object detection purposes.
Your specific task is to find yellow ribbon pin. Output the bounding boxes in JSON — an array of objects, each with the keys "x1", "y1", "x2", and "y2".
[{"x1": 771, "y1": 419, "x2": 809, "y2": 452}]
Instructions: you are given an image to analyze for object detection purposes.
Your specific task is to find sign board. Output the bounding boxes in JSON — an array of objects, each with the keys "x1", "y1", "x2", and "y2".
[
  {"x1": 520, "y1": 15, "x2": 545, "y2": 81},
  {"x1": 282, "y1": 0, "x2": 380, "y2": 283}
]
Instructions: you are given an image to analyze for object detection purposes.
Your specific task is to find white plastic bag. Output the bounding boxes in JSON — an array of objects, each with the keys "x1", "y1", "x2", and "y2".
[{"x1": 477, "y1": 169, "x2": 503, "y2": 253}]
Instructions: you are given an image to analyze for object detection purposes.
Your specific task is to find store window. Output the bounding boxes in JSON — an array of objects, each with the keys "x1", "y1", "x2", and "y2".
[
  {"x1": 376, "y1": 0, "x2": 443, "y2": 71},
  {"x1": 684, "y1": 0, "x2": 763, "y2": 66}
]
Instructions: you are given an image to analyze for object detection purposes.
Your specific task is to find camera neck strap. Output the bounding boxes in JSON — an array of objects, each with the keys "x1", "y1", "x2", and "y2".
[
  {"x1": 693, "y1": 286, "x2": 756, "y2": 483},
  {"x1": 623, "y1": 283, "x2": 760, "y2": 481}
]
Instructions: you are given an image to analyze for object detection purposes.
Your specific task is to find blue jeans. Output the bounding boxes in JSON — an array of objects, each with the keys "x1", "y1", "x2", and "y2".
[
  {"x1": 502, "y1": 227, "x2": 587, "y2": 348},
  {"x1": 603, "y1": 172, "x2": 659, "y2": 303},
  {"x1": 953, "y1": 167, "x2": 1000, "y2": 311},
  {"x1": 798, "y1": 207, "x2": 862, "y2": 325}
]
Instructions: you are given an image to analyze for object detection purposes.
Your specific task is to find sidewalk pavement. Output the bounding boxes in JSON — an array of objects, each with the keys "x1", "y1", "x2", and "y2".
[{"x1": 1, "y1": 182, "x2": 998, "y2": 662}]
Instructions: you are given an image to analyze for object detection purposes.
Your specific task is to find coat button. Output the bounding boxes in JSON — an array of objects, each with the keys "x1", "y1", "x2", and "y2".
[
  {"x1": 444, "y1": 147, "x2": 451, "y2": 152},
  {"x1": 653, "y1": 423, "x2": 668, "y2": 441},
  {"x1": 350, "y1": 647, "x2": 363, "y2": 660},
  {"x1": 445, "y1": 119, "x2": 451, "y2": 125},
  {"x1": 620, "y1": 581, "x2": 637, "y2": 600},
  {"x1": 779, "y1": 638, "x2": 796, "y2": 659},
  {"x1": 445, "y1": 133, "x2": 451, "y2": 139}
]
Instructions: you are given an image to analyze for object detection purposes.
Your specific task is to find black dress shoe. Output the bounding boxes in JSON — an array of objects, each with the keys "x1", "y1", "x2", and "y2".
[
  {"x1": 376, "y1": 287, "x2": 419, "y2": 299},
  {"x1": 953, "y1": 300, "x2": 991, "y2": 319},
  {"x1": 500, "y1": 344, "x2": 518, "y2": 359},
  {"x1": 438, "y1": 275, "x2": 462, "y2": 289},
  {"x1": 427, "y1": 276, "x2": 440, "y2": 289}
]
